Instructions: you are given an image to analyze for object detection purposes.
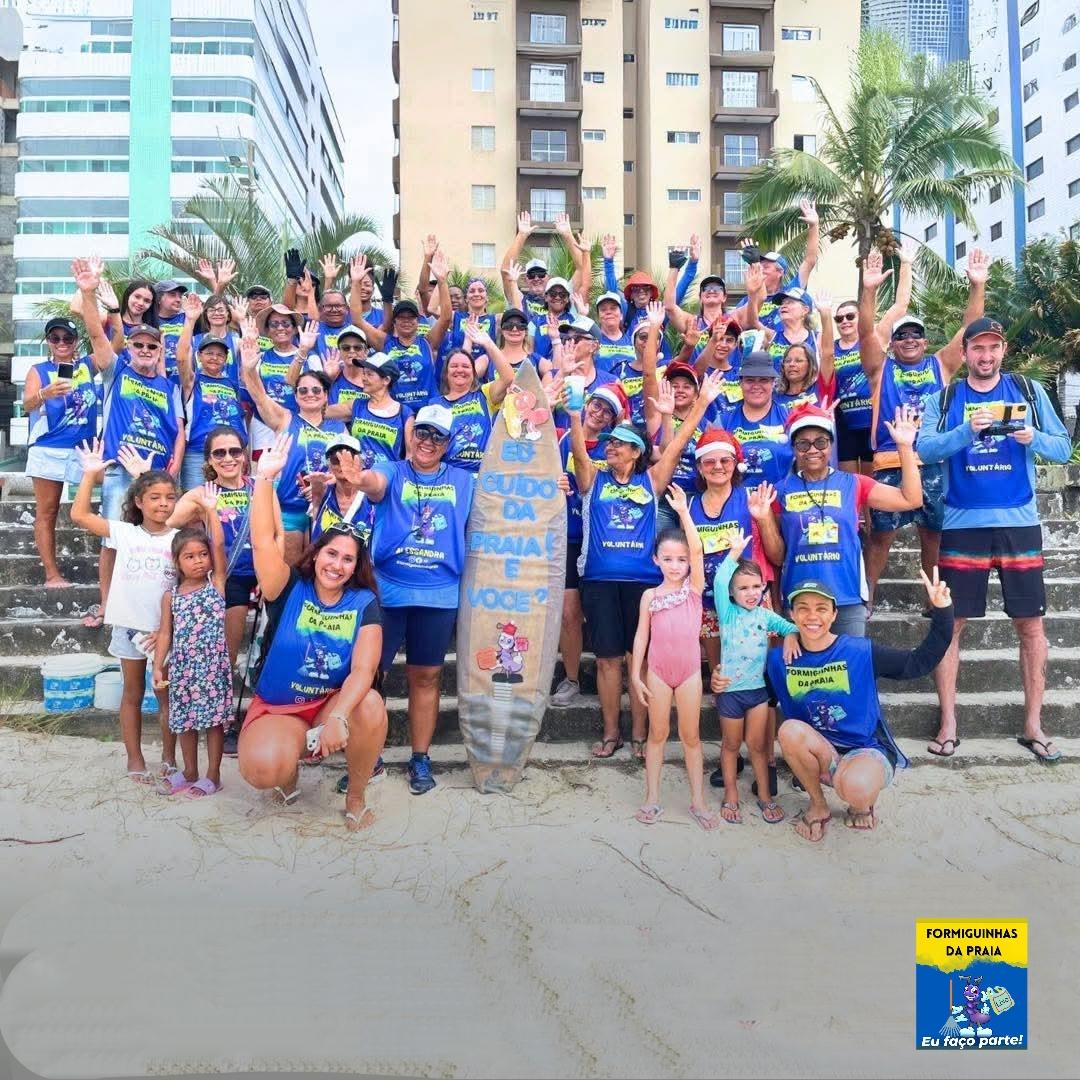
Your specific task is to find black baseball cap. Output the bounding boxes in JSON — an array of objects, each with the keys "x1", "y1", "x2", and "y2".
[
  {"x1": 196, "y1": 335, "x2": 230, "y2": 353},
  {"x1": 962, "y1": 316, "x2": 1006, "y2": 344},
  {"x1": 500, "y1": 307, "x2": 529, "y2": 327},
  {"x1": 45, "y1": 317, "x2": 78, "y2": 336},
  {"x1": 392, "y1": 299, "x2": 420, "y2": 319},
  {"x1": 245, "y1": 284, "x2": 272, "y2": 299},
  {"x1": 699, "y1": 275, "x2": 727, "y2": 293}
]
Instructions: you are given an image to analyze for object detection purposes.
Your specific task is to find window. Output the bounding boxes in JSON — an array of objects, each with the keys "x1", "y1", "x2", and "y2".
[
  {"x1": 664, "y1": 17, "x2": 699, "y2": 30},
  {"x1": 583, "y1": 186, "x2": 607, "y2": 200},
  {"x1": 988, "y1": 107, "x2": 999, "y2": 125},
  {"x1": 583, "y1": 71, "x2": 605, "y2": 83},
  {"x1": 624, "y1": 213, "x2": 635, "y2": 226},
  {"x1": 472, "y1": 243, "x2": 496, "y2": 267},
  {"x1": 1025, "y1": 116, "x2": 1042, "y2": 140},
  {"x1": 1027, "y1": 157, "x2": 1045, "y2": 179},
  {"x1": 924, "y1": 222, "x2": 938, "y2": 241},
  {"x1": 1072, "y1": 222, "x2": 1080, "y2": 240},
  {"x1": 723, "y1": 250, "x2": 746, "y2": 287},
  {"x1": 1028, "y1": 198, "x2": 1045, "y2": 221},
  {"x1": 471, "y1": 68, "x2": 494, "y2": 92},
  {"x1": 1066, "y1": 54, "x2": 1077, "y2": 70},
  {"x1": 723, "y1": 134, "x2": 759, "y2": 166},
  {"x1": 991, "y1": 221, "x2": 1003, "y2": 239},
  {"x1": 667, "y1": 130, "x2": 701, "y2": 144},
  {"x1": 623, "y1": 107, "x2": 635, "y2": 118},
  {"x1": 723, "y1": 192, "x2": 745, "y2": 224},
  {"x1": 1023, "y1": 78, "x2": 1038, "y2": 101},
  {"x1": 1020, "y1": 1, "x2": 1038, "y2": 25},
  {"x1": 530, "y1": 13, "x2": 566, "y2": 44},
  {"x1": 1070, "y1": 134, "x2": 1080, "y2": 154},
  {"x1": 1022, "y1": 38, "x2": 1039, "y2": 59},
  {"x1": 1066, "y1": 13, "x2": 1078, "y2": 31},
  {"x1": 723, "y1": 24, "x2": 760, "y2": 51},
  {"x1": 529, "y1": 64, "x2": 567, "y2": 101},
  {"x1": 471, "y1": 125, "x2": 495, "y2": 151},
  {"x1": 990, "y1": 183, "x2": 1002, "y2": 202},
  {"x1": 624, "y1": 160, "x2": 634, "y2": 172},
  {"x1": 782, "y1": 27, "x2": 815, "y2": 40},
  {"x1": 667, "y1": 188, "x2": 701, "y2": 201},
  {"x1": 665, "y1": 72, "x2": 700, "y2": 86},
  {"x1": 791, "y1": 75, "x2": 816, "y2": 103},
  {"x1": 722, "y1": 70, "x2": 758, "y2": 107},
  {"x1": 583, "y1": 129, "x2": 606, "y2": 142},
  {"x1": 794, "y1": 134, "x2": 817, "y2": 154},
  {"x1": 1071, "y1": 179, "x2": 1080, "y2": 196},
  {"x1": 955, "y1": 241, "x2": 967, "y2": 259},
  {"x1": 1067, "y1": 91, "x2": 1080, "y2": 111},
  {"x1": 529, "y1": 188, "x2": 567, "y2": 220},
  {"x1": 471, "y1": 185, "x2": 495, "y2": 210},
  {"x1": 624, "y1": 53, "x2": 635, "y2": 62},
  {"x1": 530, "y1": 129, "x2": 568, "y2": 161}
]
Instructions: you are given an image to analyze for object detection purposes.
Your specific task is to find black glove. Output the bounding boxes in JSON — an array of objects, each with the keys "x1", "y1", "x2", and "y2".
[
  {"x1": 739, "y1": 244, "x2": 762, "y2": 265},
  {"x1": 284, "y1": 248, "x2": 305, "y2": 280},
  {"x1": 376, "y1": 267, "x2": 399, "y2": 304},
  {"x1": 668, "y1": 250, "x2": 688, "y2": 270}
]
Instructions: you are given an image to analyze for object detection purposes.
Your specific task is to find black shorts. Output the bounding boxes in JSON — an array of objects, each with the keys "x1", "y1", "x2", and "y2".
[
  {"x1": 380, "y1": 605, "x2": 458, "y2": 669},
  {"x1": 581, "y1": 580, "x2": 651, "y2": 658},
  {"x1": 565, "y1": 540, "x2": 582, "y2": 591},
  {"x1": 836, "y1": 418, "x2": 873, "y2": 463},
  {"x1": 225, "y1": 573, "x2": 257, "y2": 609},
  {"x1": 939, "y1": 525, "x2": 1046, "y2": 619}
]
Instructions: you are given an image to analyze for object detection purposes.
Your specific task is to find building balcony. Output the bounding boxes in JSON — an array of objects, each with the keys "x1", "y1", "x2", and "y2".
[
  {"x1": 518, "y1": 141, "x2": 583, "y2": 175},
  {"x1": 392, "y1": 154, "x2": 399, "y2": 192},
  {"x1": 710, "y1": 49, "x2": 775, "y2": 69},
  {"x1": 712, "y1": 211, "x2": 746, "y2": 237},
  {"x1": 711, "y1": 89, "x2": 779, "y2": 124},
  {"x1": 517, "y1": 32, "x2": 582, "y2": 59},
  {"x1": 517, "y1": 83, "x2": 583, "y2": 117},
  {"x1": 711, "y1": 154, "x2": 762, "y2": 181},
  {"x1": 528, "y1": 204, "x2": 583, "y2": 231},
  {"x1": 711, "y1": 0, "x2": 774, "y2": 9}
]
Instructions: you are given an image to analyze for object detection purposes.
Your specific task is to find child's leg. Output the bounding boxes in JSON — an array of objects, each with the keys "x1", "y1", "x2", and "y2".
[
  {"x1": 672, "y1": 672, "x2": 706, "y2": 808},
  {"x1": 642, "y1": 671, "x2": 673, "y2": 807},
  {"x1": 157, "y1": 685, "x2": 177, "y2": 770},
  {"x1": 766, "y1": 705, "x2": 777, "y2": 767},
  {"x1": 205, "y1": 726, "x2": 224, "y2": 787},
  {"x1": 745, "y1": 703, "x2": 776, "y2": 808},
  {"x1": 119, "y1": 658, "x2": 146, "y2": 774},
  {"x1": 178, "y1": 730, "x2": 199, "y2": 782},
  {"x1": 719, "y1": 715, "x2": 744, "y2": 821}
]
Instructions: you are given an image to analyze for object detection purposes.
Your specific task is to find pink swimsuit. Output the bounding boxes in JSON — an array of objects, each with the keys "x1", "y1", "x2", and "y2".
[{"x1": 647, "y1": 584, "x2": 704, "y2": 689}]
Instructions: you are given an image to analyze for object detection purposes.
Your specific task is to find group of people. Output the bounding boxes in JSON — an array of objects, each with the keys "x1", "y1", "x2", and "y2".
[{"x1": 22, "y1": 205, "x2": 1071, "y2": 838}]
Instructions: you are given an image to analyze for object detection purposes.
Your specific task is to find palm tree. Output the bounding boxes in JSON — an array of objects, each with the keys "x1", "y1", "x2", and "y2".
[{"x1": 739, "y1": 30, "x2": 1020, "y2": 288}]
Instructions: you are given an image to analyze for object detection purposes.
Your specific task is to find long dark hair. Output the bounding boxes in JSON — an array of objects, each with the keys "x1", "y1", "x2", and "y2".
[
  {"x1": 121, "y1": 469, "x2": 177, "y2": 525},
  {"x1": 195, "y1": 293, "x2": 232, "y2": 335},
  {"x1": 120, "y1": 280, "x2": 158, "y2": 327},
  {"x1": 295, "y1": 528, "x2": 378, "y2": 594},
  {"x1": 202, "y1": 424, "x2": 249, "y2": 482},
  {"x1": 777, "y1": 342, "x2": 818, "y2": 395}
]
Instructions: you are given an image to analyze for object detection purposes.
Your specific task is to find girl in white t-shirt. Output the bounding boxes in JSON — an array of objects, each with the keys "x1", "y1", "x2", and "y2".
[{"x1": 73, "y1": 439, "x2": 178, "y2": 785}]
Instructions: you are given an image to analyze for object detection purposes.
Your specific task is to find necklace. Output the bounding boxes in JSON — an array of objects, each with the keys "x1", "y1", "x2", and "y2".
[{"x1": 800, "y1": 469, "x2": 831, "y2": 518}]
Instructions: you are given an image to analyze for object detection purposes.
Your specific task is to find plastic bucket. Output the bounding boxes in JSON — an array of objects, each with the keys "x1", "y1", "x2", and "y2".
[
  {"x1": 41, "y1": 655, "x2": 104, "y2": 712},
  {"x1": 93, "y1": 669, "x2": 123, "y2": 711},
  {"x1": 142, "y1": 667, "x2": 159, "y2": 714}
]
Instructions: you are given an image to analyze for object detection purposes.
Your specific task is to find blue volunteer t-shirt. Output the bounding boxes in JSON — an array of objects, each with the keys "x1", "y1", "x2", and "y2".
[{"x1": 28, "y1": 357, "x2": 98, "y2": 450}]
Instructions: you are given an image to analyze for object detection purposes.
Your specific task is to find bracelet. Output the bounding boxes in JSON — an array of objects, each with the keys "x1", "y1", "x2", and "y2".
[{"x1": 328, "y1": 712, "x2": 350, "y2": 737}]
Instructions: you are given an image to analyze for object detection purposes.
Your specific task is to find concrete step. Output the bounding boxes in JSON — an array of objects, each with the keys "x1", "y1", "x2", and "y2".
[
  {"x1": 8, "y1": 524, "x2": 99, "y2": 559},
  {"x1": 0, "y1": 585, "x2": 100, "y2": 619},
  {"x1": 874, "y1": 577, "x2": 1080, "y2": 612},
  {"x1": 4, "y1": 689, "x2": 1080, "y2": 743},
  {"x1": 0, "y1": 556, "x2": 98, "y2": 588}
]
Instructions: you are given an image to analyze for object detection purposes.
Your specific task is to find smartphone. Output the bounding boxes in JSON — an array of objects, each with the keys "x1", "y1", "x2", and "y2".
[
  {"x1": 306, "y1": 724, "x2": 324, "y2": 757},
  {"x1": 984, "y1": 402, "x2": 1028, "y2": 437},
  {"x1": 57, "y1": 362, "x2": 74, "y2": 380}
]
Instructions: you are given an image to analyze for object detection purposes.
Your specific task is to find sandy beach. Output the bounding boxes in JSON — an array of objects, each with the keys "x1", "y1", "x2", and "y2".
[{"x1": 1, "y1": 728, "x2": 1078, "y2": 1079}]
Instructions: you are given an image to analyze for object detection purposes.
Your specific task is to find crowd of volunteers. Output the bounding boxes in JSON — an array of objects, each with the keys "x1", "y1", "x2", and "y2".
[{"x1": 23, "y1": 204, "x2": 1070, "y2": 837}]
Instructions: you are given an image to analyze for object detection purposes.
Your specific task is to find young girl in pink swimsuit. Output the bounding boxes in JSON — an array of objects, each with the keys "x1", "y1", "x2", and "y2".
[{"x1": 630, "y1": 485, "x2": 720, "y2": 830}]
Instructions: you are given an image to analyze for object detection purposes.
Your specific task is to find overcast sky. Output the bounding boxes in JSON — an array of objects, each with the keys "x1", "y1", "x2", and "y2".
[{"x1": 308, "y1": 0, "x2": 396, "y2": 255}]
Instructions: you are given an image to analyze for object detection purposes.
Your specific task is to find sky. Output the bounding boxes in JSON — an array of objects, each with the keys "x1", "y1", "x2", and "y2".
[{"x1": 308, "y1": 0, "x2": 396, "y2": 255}]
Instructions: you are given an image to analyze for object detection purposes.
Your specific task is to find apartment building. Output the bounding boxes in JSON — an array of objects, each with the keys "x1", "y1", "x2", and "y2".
[
  {"x1": 864, "y1": 0, "x2": 970, "y2": 67},
  {"x1": 393, "y1": 0, "x2": 859, "y2": 296},
  {"x1": 12, "y1": 0, "x2": 345, "y2": 371}
]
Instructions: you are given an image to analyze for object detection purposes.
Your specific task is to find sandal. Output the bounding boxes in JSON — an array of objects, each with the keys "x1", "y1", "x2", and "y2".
[
  {"x1": 794, "y1": 812, "x2": 829, "y2": 843},
  {"x1": 82, "y1": 603, "x2": 104, "y2": 629},
  {"x1": 844, "y1": 806, "x2": 876, "y2": 830},
  {"x1": 184, "y1": 778, "x2": 221, "y2": 799},
  {"x1": 591, "y1": 736, "x2": 624, "y2": 758},
  {"x1": 689, "y1": 804, "x2": 720, "y2": 831},
  {"x1": 927, "y1": 737, "x2": 960, "y2": 757},
  {"x1": 757, "y1": 799, "x2": 785, "y2": 824},
  {"x1": 635, "y1": 803, "x2": 664, "y2": 825},
  {"x1": 631, "y1": 739, "x2": 646, "y2": 761},
  {"x1": 1017, "y1": 736, "x2": 1062, "y2": 764},
  {"x1": 126, "y1": 769, "x2": 154, "y2": 785},
  {"x1": 156, "y1": 771, "x2": 192, "y2": 796},
  {"x1": 273, "y1": 785, "x2": 301, "y2": 805},
  {"x1": 720, "y1": 801, "x2": 742, "y2": 824},
  {"x1": 345, "y1": 806, "x2": 376, "y2": 831}
]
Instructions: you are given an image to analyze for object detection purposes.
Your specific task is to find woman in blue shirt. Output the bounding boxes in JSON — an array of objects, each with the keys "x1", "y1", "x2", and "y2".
[{"x1": 238, "y1": 430, "x2": 386, "y2": 830}]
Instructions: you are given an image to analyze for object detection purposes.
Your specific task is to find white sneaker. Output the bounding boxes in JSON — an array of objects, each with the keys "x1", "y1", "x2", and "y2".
[{"x1": 550, "y1": 678, "x2": 582, "y2": 707}]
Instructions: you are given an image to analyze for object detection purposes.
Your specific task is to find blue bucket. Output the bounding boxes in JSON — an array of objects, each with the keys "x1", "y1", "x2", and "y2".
[{"x1": 41, "y1": 656, "x2": 104, "y2": 712}]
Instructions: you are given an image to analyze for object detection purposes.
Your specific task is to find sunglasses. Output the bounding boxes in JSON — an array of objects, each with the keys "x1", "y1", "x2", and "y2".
[
  {"x1": 414, "y1": 427, "x2": 449, "y2": 445},
  {"x1": 325, "y1": 520, "x2": 368, "y2": 543},
  {"x1": 296, "y1": 385, "x2": 326, "y2": 397},
  {"x1": 209, "y1": 446, "x2": 245, "y2": 460},
  {"x1": 568, "y1": 334, "x2": 592, "y2": 344},
  {"x1": 547, "y1": 291, "x2": 569, "y2": 301},
  {"x1": 267, "y1": 319, "x2": 295, "y2": 330},
  {"x1": 47, "y1": 333, "x2": 76, "y2": 345},
  {"x1": 338, "y1": 342, "x2": 367, "y2": 353},
  {"x1": 525, "y1": 269, "x2": 547, "y2": 279},
  {"x1": 835, "y1": 312, "x2": 857, "y2": 322},
  {"x1": 701, "y1": 455, "x2": 736, "y2": 467},
  {"x1": 502, "y1": 322, "x2": 527, "y2": 331},
  {"x1": 892, "y1": 330, "x2": 924, "y2": 341},
  {"x1": 794, "y1": 436, "x2": 832, "y2": 452},
  {"x1": 130, "y1": 341, "x2": 160, "y2": 351}
]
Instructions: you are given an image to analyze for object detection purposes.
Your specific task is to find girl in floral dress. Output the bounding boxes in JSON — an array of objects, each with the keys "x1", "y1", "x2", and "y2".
[{"x1": 153, "y1": 484, "x2": 233, "y2": 797}]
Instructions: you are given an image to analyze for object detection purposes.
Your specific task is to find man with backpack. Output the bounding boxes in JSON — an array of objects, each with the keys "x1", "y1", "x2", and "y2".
[{"x1": 918, "y1": 317, "x2": 1072, "y2": 763}]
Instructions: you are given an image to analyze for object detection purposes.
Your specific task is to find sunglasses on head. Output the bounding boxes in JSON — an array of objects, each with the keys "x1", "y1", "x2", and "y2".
[
  {"x1": 296, "y1": 385, "x2": 325, "y2": 397},
  {"x1": 48, "y1": 332, "x2": 76, "y2": 345},
  {"x1": 267, "y1": 319, "x2": 295, "y2": 330},
  {"x1": 209, "y1": 446, "x2": 245, "y2": 460},
  {"x1": 130, "y1": 340, "x2": 160, "y2": 351},
  {"x1": 414, "y1": 426, "x2": 449, "y2": 445},
  {"x1": 794, "y1": 436, "x2": 832, "y2": 452},
  {"x1": 835, "y1": 311, "x2": 857, "y2": 322},
  {"x1": 325, "y1": 520, "x2": 368, "y2": 543}
]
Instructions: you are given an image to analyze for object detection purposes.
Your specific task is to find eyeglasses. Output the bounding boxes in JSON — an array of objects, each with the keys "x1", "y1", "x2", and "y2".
[
  {"x1": 296, "y1": 385, "x2": 325, "y2": 397},
  {"x1": 338, "y1": 343, "x2": 367, "y2": 353},
  {"x1": 209, "y1": 446, "x2": 245, "y2": 460},
  {"x1": 321, "y1": 302, "x2": 346, "y2": 309},
  {"x1": 325, "y1": 520, "x2": 368, "y2": 543},
  {"x1": 547, "y1": 291, "x2": 569, "y2": 302},
  {"x1": 701, "y1": 455, "x2": 736, "y2": 467},
  {"x1": 47, "y1": 333, "x2": 76, "y2": 345},
  {"x1": 414, "y1": 427, "x2": 449, "y2": 445},
  {"x1": 267, "y1": 319, "x2": 295, "y2": 330},
  {"x1": 835, "y1": 312, "x2": 857, "y2": 323},
  {"x1": 130, "y1": 341, "x2": 160, "y2": 351},
  {"x1": 701, "y1": 286, "x2": 725, "y2": 296},
  {"x1": 794, "y1": 436, "x2": 832, "y2": 452},
  {"x1": 892, "y1": 329, "x2": 923, "y2": 341},
  {"x1": 568, "y1": 334, "x2": 592, "y2": 344}
]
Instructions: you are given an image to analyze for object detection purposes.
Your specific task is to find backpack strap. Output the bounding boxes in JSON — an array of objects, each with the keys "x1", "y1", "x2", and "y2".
[
  {"x1": 936, "y1": 381, "x2": 958, "y2": 432},
  {"x1": 1009, "y1": 373, "x2": 1041, "y2": 429}
]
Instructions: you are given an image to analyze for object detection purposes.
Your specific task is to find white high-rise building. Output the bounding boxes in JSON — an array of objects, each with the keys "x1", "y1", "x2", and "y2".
[{"x1": 12, "y1": 0, "x2": 345, "y2": 371}]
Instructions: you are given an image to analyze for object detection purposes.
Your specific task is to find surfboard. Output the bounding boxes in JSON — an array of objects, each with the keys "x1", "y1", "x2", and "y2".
[{"x1": 457, "y1": 361, "x2": 567, "y2": 792}]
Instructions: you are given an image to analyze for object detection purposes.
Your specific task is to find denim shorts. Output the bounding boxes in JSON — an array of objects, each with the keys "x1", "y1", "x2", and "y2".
[
  {"x1": 180, "y1": 453, "x2": 208, "y2": 492},
  {"x1": 870, "y1": 463, "x2": 944, "y2": 533},
  {"x1": 822, "y1": 745, "x2": 895, "y2": 789},
  {"x1": 108, "y1": 625, "x2": 148, "y2": 662},
  {"x1": 26, "y1": 444, "x2": 83, "y2": 486}
]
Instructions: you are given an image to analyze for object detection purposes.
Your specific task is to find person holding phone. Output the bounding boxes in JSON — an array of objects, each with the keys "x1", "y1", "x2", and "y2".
[{"x1": 917, "y1": 317, "x2": 1072, "y2": 764}]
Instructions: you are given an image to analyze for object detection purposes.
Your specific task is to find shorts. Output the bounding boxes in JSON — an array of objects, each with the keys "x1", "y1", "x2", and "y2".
[
  {"x1": 700, "y1": 606, "x2": 719, "y2": 640},
  {"x1": 280, "y1": 508, "x2": 311, "y2": 533},
  {"x1": 939, "y1": 525, "x2": 1046, "y2": 619},
  {"x1": 832, "y1": 602, "x2": 868, "y2": 638},
  {"x1": 565, "y1": 540, "x2": 582, "y2": 591},
  {"x1": 820, "y1": 745, "x2": 895, "y2": 789},
  {"x1": 581, "y1": 580, "x2": 650, "y2": 658},
  {"x1": 180, "y1": 452, "x2": 208, "y2": 492},
  {"x1": 100, "y1": 467, "x2": 134, "y2": 550},
  {"x1": 225, "y1": 573, "x2": 258, "y2": 610},
  {"x1": 380, "y1": 604, "x2": 457, "y2": 670},
  {"x1": 715, "y1": 685, "x2": 770, "y2": 719},
  {"x1": 870, "y1": 463, "x2": 944, "y2": 533},
  {"x1": 655, "y1": 498, "x2": 681, "y2": 536},
  {"x1": 836, "y1": 420, "x2": 873, "y2": 464},
  {"x1": 25, "y1": 444, "x2": 83, "y2": 486},
  {"x1": 108, "y1": 625, "x2": 149, "y2": 662},
  {"x1": 242, "y1": 692, "x2": 331, "y2": 732}
]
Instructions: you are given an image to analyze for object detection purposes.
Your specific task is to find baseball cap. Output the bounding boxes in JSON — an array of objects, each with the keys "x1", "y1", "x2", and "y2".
[
  {"x1": 45, "y1": 317, "x2": 79, "y2": 336},
  {"x1": 392, "y1": 299, "x2": 420, "y2": 319},
  {"x1": 326, "y1": 433, "x2": 362, "y2": 456},
  {"x1": 245, "y1": 284, "x2": 272, "y2": 299},
  {"x1": 715, "y1": 315, "x2": 742, "y2": 338},
  {"x1": 762, "y1": 251, "x2": 791, "y2": 273},
  {"x1": 787, "y1": 580, "x2": 837, "y2": 606},
  {"x1": 962, "y1": 316, "x2": 1006, "y2": 344},
  {"x1": 588, "y1": 383, "x2": 629, "y2": 421},
  {"x1": 596, "y1": 290, "x2": 624, "y2": 310},
  {"x1": 153, "y1": 279, "x2": 188, "y2": 296},
  {"x1": 694, "y1": 429, "x2": 744, "y2": 464},
  {"x1": 785, "y1": 403, "x2": 836, "y2": 440},
  {"x1": 598, "y1": 423, "x2": 647, "y2": 452},
  {"x1": 664, "y1": 360, "x2": 700, "y2": 387},
  {"x1": 775, "y1": 285, "x2": 814, "y2": 309},
  {"x1": 892, "y1": 315, "x2": 926, "y2": 337},
  {"x1": 414, "y1": 403, "x2": 454, "y2": 437},
  {"x1": 525, "y1": 258, "x2": 548, "y2": 274},
  {"x1": 738, "y1": 351, "x2": 778, "y2": 379},
  {"x1": 358, "y1": 351, "x2": 400, "y2": 382},
  {"x1": 335, "y1": 324, "x2": 368, "y2": 344},
  {"x1": 196, "y1": 334, "x2": 230, "y2": 353},
  {"x1": 558, "y1": 315, "x2": 601, "y2": 341},
  {"x1": 127, "y1": 324, "x2": 162, "y2": 341},
  {"x1": 500, "y1": 307, "x2": 529, "y2": 328},
  {"x1": 699, "y1": 275, "x2": 727, "y2": 294},
  {"x1": 544, "y1": 276, "x2": 572, "y2": 296}
]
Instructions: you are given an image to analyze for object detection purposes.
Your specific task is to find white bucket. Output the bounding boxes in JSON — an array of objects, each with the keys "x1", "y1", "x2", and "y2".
[
  {"x1": 41, "y1": 655, "x2": 104, "y2": 712},
  {"x1": 92, "y1": 668, "x2": 161, "y2": 713}
]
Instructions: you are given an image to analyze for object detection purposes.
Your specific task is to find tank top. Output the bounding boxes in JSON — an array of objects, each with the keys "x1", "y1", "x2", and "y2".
[
  {"x1": 437, "y1": 388, "x2": 493, "y2": 472},
  {"x1": 606, "y1": 359, "x2": 666, "y2": 427},
  {"x1": 384, "y1": 334, "x2": 437, "y2": 407},
  {"x1": 214, "y1": 480, "x2": 255, "y2": 578},
  {"x1": 241, "y1": 349, "x2": 299, "y2": 426},
  {"x1": 874, "y1": 354, "x2": 943, "y2": 454},
  {"x1": 559, "y1": 432, "x2": 608, "y2": 544},
  {"x1": 579, "y1": 469, "x2": 661, "y2": 584},
  {"x1": 275, "y1": 414, "x2": 347, "y2": 514},
  {"x1": 187, "y1": 372, "x2": 244, "y2": 451},
  {"x1": 688, "y1": 487, "x2": 754, "y2": 613},
  {"x1": 833, "y1": 341, "x2": 871, "y2": 430},
  {"x1": 767, "y1": 328, "x2": 818, "y2": 371},
  {"x1": 102, "y1": 360, "x2": 178, "y2": 469},
  {"x1": 349, "y1": 399, "x2": 410, "y2": 469},
  {"x1": 28, "y1": 358, "x2": 98, "y2": 449},
  {"x1": 311, "y1": 485, "x2": 374, "y2": 544},
  {"x1": 596, "y1": 331, "x2": 636, "y2": 373},
  {"x1": 719, "y1": 401, "x2": 793, "y2": 487},
  {"x1": 158, "y1": 313, "x2": 185, "y2": 379}
]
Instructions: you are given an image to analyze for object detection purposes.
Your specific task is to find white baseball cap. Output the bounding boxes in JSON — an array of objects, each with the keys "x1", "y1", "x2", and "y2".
[{"x1": 414, "y1": 403, "x2": 454, "y2": 436}]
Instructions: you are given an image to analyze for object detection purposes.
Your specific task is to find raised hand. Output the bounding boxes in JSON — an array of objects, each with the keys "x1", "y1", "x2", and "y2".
[
  {"x1": 375, "y1": 266, "x2": 398, "y2": 303},
  {"x1": 517, "y1": 211, "x2": 532, "y2": 236},
  {"x1": 688, "y1": 233, "x2": 702, "y2": 262},
  {"x1": 96, "y1": 278, "x2": 119, "y2": 310},
  {"x1": 215, "y1": 258, "x2": 237, "y2": 289},
  {"x1": 545, "y1": 372, "x2": 568, "y2": 411},
  {"x1": 920, "y1": 566, "x2": 952, "y2": 609},
  {"x1": 196, "y1": 258, "x2": 217, "y2": 289},
  {"x1": 323, "y1": 347, "x2": 342, "y2": 381},
  {"x1": 229, "y1": 296, "x2": 249, "y2": 323},
  {"x1": 553, "y1": 211, "x2": 572, "y2": 237},
  {"x1": 349, "y1": 252, "x2": 370, "y2": 284},
  {"x1": 898, "y1": 238, "x2": 917, "y2": 265},
  {"x1": 648, "y1": 379, "x2": 676, "y2": 417},
  {"x1": 570, "y1": 288, "x2": 588, "y2": 314},
  {"x1": 744, "y1": 260, "x2": 765, "y2": 296},
  {"x1": 298, "y1": 319, "x2": 319, "y2": 353},
  {"x1": 727, "y1": 530, "x2": 751, "y2": 561},
  {"x1": 699, "y1": 369, "x2": 725, "y2": 406},
  {"x1": 319, "y1": 252, "x2": 341, "y2": 283},
  {"x1": 182, "y1": 292, "x2": 204, "y2": 321},
  {"x1": 883, "y1": 403, "x2": 921, "y2": 447},
  {"x1": 116, "y1": 444, "x2": 153, "y2": 479},
  {"x1": 966, "y1": 247, "x2": 990, "y2": 285},
  {"x1": 463, "y1": 315, "x2": 493, "y2": 350},
  {"x1": 294, "y1": 268, "x2": 314, "y2": 300},
  {"x1": 600, "y1": 233, "x2": 617, "y2": 260},
  {"x1": 240, "y1": 315, "x2": 259, "y2": 345},
  {"x1": 71, "y1": 257, "x2": 100, "y2": 293},
  {"x1": 861, "y1": 248, "x2": 893, "y2": 290},
  {"x1": 814, "y1": 288, "x2": 834, "y2": 316},
  {"x1": 645, "y1": 299, "x2": 665, "y2": 329},
  {"x1": 507, "y1": 258, "x2": 523, "y2": 284},
  {"x1": 239, "y1": 329, "x2": 261, "y2": 372},
  {"x1": 422, "y1": 233, "x2": 439, "y2": 259},
  {"x1": 256, "y1": 431, "x2": 292, "y2": 480},
  {"x1": 665, "y1": 483, "x2": 689, "y2": 516},
  {"x1": 799, "y1": 198, "x2": 819, "y2": 225},
  {"x1": 747, "y1": 481, "x2": 776, "y2": 520},
  {"x1": 336, "y1": 448, "x2": 365, "y2": 489},
  {"x1": 738, "y1": 237, "x2": 762, "y2": 263},
  {"x1": 683, "y1": 321, "x2": 702, "y2": 349},
  {"x1": 284, "y1": 248, "x2": 305, "y2": 281},
  {"x1": 430, "y1": 249, "x2": 449, "y2": 281},
  {"x1": 197, "y1": 481, "x2": 220, "y2": 512}
]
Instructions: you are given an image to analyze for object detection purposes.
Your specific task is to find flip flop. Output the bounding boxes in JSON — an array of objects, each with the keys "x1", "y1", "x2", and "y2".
[
  {"x1": 844, "y1": 806, "x2": 877, "y2": 831},
  {"x1": 345, "y1": 806, "x2": 376, "y2": 831},
  {"x1": 635, "y1": 804, "x2": 664, "y2": 824},
  {"x1": 273, "y1": 785, "x2": 301, "y2": 805},
  {"x1": 631, "y1": 739, "x2": 646, "y2": 761},
  {"x1": 1016, "y1": 736, "x2": 1062, "y2": 764},
  {"x1": 720, "y1": 801, "x2": 742, "y2": 824},
  {"x1": 757, "y1": 799, "x2": 785, "y2": 824},
  {"x1": 126, "y1": 770, "x2": 154, "y2": 785},
  {"x1": 156, "y1": 771, "x2": 192, "y2": 796},
  {"x1": 82, "y1": 604, "x2": 104, "y2": 629},
  {"x1": 689, "y1": 804, "x2": 721, "y2": 831},
  {"x1": 794, "y1": 813, "x2": 829, "y2": 843},
  {"x1": 927, "y1": 738, "x2": 960, "y2": 757},
  {"x1": 591, "y1": 737, "x2": 624, "y2": 759},
  {"x1": 184, "y1": 778, "x2": 221, "y2": 799}
]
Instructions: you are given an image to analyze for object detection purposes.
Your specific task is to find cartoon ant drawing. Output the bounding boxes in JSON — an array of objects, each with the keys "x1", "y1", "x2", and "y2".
[
  {"x1": 610, "y1": 501, "x2": 643, "y2": 530},
  {"x1": 808, "y1": 701, "x2": 845, "y2": 731},
  {"x1": 961, "y1": 975, "x2": 992, "y2": 1031},
  {"x1": 491, "y1": 621, "x2": 527, "y2": 684},
  {"x1": 412, "y1": 504, "x2": 446, "y2": 543},
  {"x1": 128, "y1": 402, "x2": 159, "y2": 441}
]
